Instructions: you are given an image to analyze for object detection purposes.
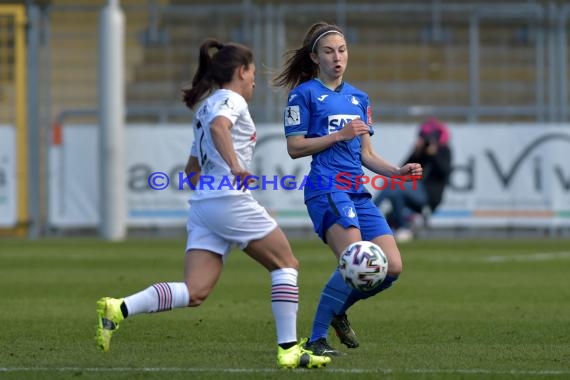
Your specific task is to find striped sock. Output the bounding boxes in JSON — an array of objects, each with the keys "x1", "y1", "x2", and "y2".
[
  {"x1": 123, "y1": 282, "x2": 189, "y2": 316},
  {"x1": 271, "y1": 268, "x2": 299, "y2": 345}
]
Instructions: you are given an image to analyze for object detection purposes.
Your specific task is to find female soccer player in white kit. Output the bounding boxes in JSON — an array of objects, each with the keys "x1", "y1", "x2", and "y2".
[{"x1": 95, "y1": 38, "x2": 330, "y2": 369}]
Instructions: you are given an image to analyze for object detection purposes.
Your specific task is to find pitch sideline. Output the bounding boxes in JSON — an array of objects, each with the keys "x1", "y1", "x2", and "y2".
[{"x1": 1, "y1": 367, "x2": 569, "y2": 376}]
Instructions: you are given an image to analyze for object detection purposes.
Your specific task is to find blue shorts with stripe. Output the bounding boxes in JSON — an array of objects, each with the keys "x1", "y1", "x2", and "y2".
[{"x1": 306, "y1": 192, "x2": 393, "y2": 243}]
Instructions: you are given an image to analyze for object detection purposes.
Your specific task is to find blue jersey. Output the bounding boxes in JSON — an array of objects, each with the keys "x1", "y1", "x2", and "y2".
[{"x1": 283, "y1": 79, "x2": 375, "y2": 201}]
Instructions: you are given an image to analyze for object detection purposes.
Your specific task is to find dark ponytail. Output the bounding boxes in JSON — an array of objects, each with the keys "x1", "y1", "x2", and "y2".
[
  {"x1": 182, "y1": 38, "x2": 223, "y2": 109},
  {"x1": 182, "y1": 38, "x2": 254, "y2": 109}
]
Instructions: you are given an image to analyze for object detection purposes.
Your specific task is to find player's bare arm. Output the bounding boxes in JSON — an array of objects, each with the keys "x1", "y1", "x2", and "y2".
[
  {"x1": 210, "y1": 115, "x2": 254, "y2": 189},
  {"x1": 184, "y1": 155, "x2": 201, "y2": 187},
  {"x1": 210, "y1": 115, "x2": 243, "y2": 174},
  {"x1": 360, "y1": 133, "x2": 423, "y2": 178}
]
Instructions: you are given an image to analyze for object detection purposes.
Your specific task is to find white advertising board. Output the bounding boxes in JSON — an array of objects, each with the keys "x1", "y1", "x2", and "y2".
[
  {"x1": 0, "y1": 125, "x2": 16, "y2": 227},
  {"x1": 49, "y1": 125, "x2": 192, "y2": 227},
  {"x1": 48, "y1": 124, "x2": 570, "y2": 229}
]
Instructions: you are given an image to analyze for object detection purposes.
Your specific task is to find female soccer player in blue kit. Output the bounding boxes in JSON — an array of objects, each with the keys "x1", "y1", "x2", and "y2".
[{"x1": 274, "y1": 22, "x2": 423, "y2": 356}]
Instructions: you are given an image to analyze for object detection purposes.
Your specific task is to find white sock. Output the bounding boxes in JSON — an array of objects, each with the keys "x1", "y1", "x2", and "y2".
[
  {"x1": 271, "y1": 268, "x2": 298, "y2": 345},
  {"x1": 123, "y1": 282, "x2": 189, "y2": 316}
]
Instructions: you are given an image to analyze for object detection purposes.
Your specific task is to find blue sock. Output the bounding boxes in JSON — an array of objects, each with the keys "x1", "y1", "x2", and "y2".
[
  {"x1": 338, "y1": 275, "x2": 399, "y2": 315},
  {"x1": 310, "y1": 269, "x2": 352, "y2": 342}
]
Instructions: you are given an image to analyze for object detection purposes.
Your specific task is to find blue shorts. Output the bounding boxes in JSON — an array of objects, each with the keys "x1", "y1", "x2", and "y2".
[{"x1": 306, "y1": 192, "x2": 393, "y2": 243}]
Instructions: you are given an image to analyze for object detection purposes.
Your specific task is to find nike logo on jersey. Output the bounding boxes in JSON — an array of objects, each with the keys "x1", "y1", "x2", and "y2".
[{"x1": 317, "y1": 94, "x2": 329, "y2": 102}]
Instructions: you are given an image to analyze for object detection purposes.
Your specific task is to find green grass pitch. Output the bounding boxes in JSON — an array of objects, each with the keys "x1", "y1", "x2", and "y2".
[{"x1": 1, "y1": 237, "x2": 569, "y2": 379}]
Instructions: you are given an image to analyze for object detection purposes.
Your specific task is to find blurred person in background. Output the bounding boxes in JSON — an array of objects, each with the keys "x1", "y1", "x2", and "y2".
[
  {"x1": 373, "y1": 118, "x2": 452, "y2": 242},
  {"x1": 95, "y1": 38, "x2": 330, "y2": 369},
  {"x1": 274, "y1": 21, "x2": 422, "y2": 356}
]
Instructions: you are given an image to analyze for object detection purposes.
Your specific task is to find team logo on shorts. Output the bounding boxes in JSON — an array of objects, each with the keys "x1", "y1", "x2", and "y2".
[
  {"x1": 284, "y1": 105, "x2": 301, "y2": 126},
  {"x1": 343, "y1": 206, "x2": 356, "y2": 218}
]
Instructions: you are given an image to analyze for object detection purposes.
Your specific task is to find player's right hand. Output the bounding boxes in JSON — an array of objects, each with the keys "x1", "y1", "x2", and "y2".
[
  {"x1": 337, "y1": 117, "x2": 370, "y2": 141},
  {"x1": 231, "y1": 166, "x2": 256, "y2": 191}
]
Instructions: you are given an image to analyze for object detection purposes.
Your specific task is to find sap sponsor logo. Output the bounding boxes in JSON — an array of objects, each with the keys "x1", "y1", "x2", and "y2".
[{"x1": 327, "y1": 114, "x2": 360, "y2": 134}]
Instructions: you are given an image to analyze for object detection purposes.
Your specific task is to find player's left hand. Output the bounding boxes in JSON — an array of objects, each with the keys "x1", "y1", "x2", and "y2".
[{"x1": 399, "y1": 163, "x2": 423, "y2": 179}]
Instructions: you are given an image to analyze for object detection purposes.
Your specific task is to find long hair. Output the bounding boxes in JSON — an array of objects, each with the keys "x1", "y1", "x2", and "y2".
[
  {"x1": 273, "y1": 22, "x2": 344, "y2": 91},
  {"x1": 182, "y1": 38, "x2": 254, "y2": 109}
]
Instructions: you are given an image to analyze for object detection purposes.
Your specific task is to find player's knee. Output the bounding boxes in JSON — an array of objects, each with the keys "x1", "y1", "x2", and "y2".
[
  {"x1": 286, "y1": 256, "x2": 300, "y2": 271},
  {"x1": 271, "y1": 253, "x2": 299, "y2": 271},
  {"x1": 387, "y1": 259, "x2": 403, "y2": 276},
  {"x1": 187, "y1": 288, "x2": 210, "y2": 307}
]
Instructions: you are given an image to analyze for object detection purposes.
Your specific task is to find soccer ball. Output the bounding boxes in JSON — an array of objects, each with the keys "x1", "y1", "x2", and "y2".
[{"x1": 338, "y1": 241, "x2": 388, "y2": 292}]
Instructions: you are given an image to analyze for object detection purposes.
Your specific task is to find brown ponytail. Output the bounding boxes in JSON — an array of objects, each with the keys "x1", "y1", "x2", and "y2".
[
  {"x1": 182, "y1": 38, "x2": 254, "y2": 109},
  {"x1": 273, "y1": 21, "x2": 344, "y2": 91}
]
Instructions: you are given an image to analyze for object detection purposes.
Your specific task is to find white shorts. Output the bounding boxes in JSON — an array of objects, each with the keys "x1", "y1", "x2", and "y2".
[{"x1": 185, "y1": 194, "x2": 278, "y2": 257}]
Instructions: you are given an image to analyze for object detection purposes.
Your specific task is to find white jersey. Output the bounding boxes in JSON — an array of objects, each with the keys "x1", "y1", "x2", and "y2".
[{"x1": 189, "y1": 89, "x2": 256, "y2": 200}]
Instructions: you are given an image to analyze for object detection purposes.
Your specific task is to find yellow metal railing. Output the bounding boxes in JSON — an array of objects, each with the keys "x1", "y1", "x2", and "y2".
[{"x1": 0, "y1": 5, "x2": 27, "y2": 236}]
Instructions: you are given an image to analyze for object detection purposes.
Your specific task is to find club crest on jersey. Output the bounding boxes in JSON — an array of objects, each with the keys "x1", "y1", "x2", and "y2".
[
  {"x1": 284, "y1": 105, "x2": 301, "y2": 126},
  {"x1": 346, "y1": 95, "x2": 359, "y2": 105},
  {"x1": 327, "y1": 114, "x2": 360, "y2": 134}
]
